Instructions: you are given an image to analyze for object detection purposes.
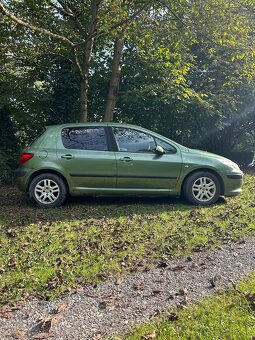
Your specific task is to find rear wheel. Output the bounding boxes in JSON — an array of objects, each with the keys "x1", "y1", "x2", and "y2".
[
  {"x1": 183, "y1": 171, "x2": 221, "y2": 205},
  {"x1": 29, "y1": 173, "x2": 67, "y2": 208}
]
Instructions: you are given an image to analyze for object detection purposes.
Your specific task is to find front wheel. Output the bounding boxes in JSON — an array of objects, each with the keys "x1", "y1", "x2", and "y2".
[
  {"x1": 29, "y1": 173, "x2": 67, "y2": 208},
  {"x1": 183, "y1": 171, "x2": 221, "y2": 206}
]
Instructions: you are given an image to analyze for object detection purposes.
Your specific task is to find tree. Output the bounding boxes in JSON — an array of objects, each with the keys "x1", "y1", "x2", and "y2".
[
  {"x1": 0, "y1": 0, "x2": 154, "y2": 122},
  {"x1": 1, "y1": 0, "x2": 255, "y2": 156}
]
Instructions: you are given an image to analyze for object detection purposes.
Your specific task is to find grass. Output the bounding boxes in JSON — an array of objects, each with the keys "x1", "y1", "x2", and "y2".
[
  {"x1": 0, "y1": 172, "x2": 255, "y2": 303},
  {"x1": 126, "y1": 273, "x2": 255, "y2": 339}
]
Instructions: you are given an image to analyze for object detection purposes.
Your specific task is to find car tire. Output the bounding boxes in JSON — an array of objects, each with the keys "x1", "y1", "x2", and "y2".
[
  {"x1": 183, "y1": 171, "x2": 221, "y2": 206},
  {"x1": 29, "y1": 173, "x2": 67, "y2": 208}
]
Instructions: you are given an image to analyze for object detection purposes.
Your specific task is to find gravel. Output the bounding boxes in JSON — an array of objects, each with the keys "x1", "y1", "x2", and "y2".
[{"x1": 1, "y1": 237, "x2": 255, "y2": 339}]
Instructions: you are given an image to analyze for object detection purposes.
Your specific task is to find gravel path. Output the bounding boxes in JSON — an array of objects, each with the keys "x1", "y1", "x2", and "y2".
[{"x1": 1, "y1": 237, "x2": 255, "y2": 339}]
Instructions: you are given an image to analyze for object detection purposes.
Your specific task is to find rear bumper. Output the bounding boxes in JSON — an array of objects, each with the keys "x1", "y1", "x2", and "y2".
[
  {"x1": 14, "y1": 168, "x2": 29, "y2": 178},
  {"x1": 14, "y1": 168, "x2": 31, "y2": 192}
]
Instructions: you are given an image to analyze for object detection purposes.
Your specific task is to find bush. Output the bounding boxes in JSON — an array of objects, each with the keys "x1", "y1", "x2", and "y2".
[
  {"x1": 0, "y1": 150, "x2": 18, "y2": 184},
  {"x1": 223, "y1": 151, "x2": 254, "y2": 166}
]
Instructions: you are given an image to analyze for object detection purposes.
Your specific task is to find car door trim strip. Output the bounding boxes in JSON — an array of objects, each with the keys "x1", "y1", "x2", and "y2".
[{"x1": 70, "y1": 173, "x2": 177, "y2": 179}]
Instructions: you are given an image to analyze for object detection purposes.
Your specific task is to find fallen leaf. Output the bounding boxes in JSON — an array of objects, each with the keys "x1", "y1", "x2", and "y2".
[
  {"x1": 209, "y1": 276, "x2": 219, "y2": 288},
  {"x1": 9, "y1": 303, "x2": 22, "y2": 311},
  {"x1": 193, "y1": 244, "x2": 205, "y2": 252},
  {"x1": 172, "y1": 265, "x2": 186, "y2": 271},
  {"x1": 167, "y1": 293, "x2": 174, "y2": 300},
  {"x1": 12, "y1": 330, "x2": 27, "y2": 339},
  {"x1": 115, "y1": 277, "x2": 123, "y2": 285},
  {"x1": 7, "y1": 257, "x2": 17, "y2": 268},
  {"x1": 168, "y1": 312, "x2": 178, "y2": 321},
  {"x1": 149, "y1": 309, "x2": 160, "y2": 318},
  {"x1": 54, "y1": 303, "x2": 68, "y2": 314},
  {"x1": 157, "y1": 261, "x2": 167, "y2": 268},
  {"x1": 92, "y1": 332, "x2": 106, "y2": 340},
  {"x1": 98, "y1": 300, "x2": 107, "y2": 309},
  {"x1": 98, "y1": 295, "x2": 116, "y2": 310},
  {"x1": 6, "y1": 229, "x2": 17, "y2": 238},
  {"x1": 133, "y1": 283, "x2": 144, "y2": 290},
  {"x1": 245, "y1": 293, "x2": 255, "y2": 309},
  {"x1": 32, "y1": 332, "x2": 55, "y2": 339},
  {"x1": 179, "y1": 288, "x2": 188, "y2": 296},
  {"x1": 52, "y1": 314, "x2": 62, "y2": 325},
  {"x1": 0, "y1": 312, "x2": 13, "y2": 318},
  {"x1": 143, "y1": 330, "x2": 157, "y2": 339},
  {"x1": 38, "y1": 316, "x2": 53, "y2": 333}
]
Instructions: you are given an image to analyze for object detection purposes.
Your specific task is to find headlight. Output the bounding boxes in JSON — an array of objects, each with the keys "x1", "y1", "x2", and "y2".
[{"x1": 221, "y1": 159, "x2": 240, "y2": 170}]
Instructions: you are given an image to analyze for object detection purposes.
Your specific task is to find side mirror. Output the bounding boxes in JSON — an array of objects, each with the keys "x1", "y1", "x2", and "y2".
[{"x1": 155, "y1": 145, "x2": 165, "y2": 155}]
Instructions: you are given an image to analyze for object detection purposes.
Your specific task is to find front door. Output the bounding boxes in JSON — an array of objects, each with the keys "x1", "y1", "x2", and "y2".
[
  {"x1": 112, "y1": 127, "x2": 182, "y2": 192},
  {"x1": 57, "y1": 126, "x2": 116, "y2": 192}
]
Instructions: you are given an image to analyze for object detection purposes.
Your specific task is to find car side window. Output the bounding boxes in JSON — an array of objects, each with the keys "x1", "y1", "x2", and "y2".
[
  {"x1": 61, "y1": 127, "x2": 108, "y2": 151},
  {"x1": 155, "y1": 138, "x2": 176, "y2": 154},
  {"x1": 113, "y1": 127, "x2": 156, "y2": 153}
]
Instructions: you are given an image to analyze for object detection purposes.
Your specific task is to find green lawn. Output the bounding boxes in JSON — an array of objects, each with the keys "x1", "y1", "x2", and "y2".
[
  {"x1": 126, "y1": 273, "x2": 255, "y2": 339},
  {"x1": 0, "y1": 172, "x2": 255, "y2": 303}
]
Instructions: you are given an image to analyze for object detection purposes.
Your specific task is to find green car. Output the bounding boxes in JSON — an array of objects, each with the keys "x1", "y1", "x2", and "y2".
[{"x1": 15, "y1": 123, "x2": 243, "y2": 208}]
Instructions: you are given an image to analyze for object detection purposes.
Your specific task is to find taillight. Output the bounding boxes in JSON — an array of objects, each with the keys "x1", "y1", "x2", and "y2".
[{"x1": 19, "y1": 153, "x2": 34, "y2": 165}]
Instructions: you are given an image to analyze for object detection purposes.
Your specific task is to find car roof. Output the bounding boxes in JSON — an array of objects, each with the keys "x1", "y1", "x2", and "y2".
[
  {"x1": 46, "y1": 122, "x2": 167, "y2": 140},
  {"x1": 47, "y1": 122, "x2": 143, "y2": 129}
]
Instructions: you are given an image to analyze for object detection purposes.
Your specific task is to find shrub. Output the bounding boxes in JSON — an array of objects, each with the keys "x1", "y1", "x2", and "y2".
[
  {"x1": 223, "y1": 151, "x2": 254, "y2": 166},
  {"x1": 0, "y1": 150, "x2": 18, "y2": 184}
]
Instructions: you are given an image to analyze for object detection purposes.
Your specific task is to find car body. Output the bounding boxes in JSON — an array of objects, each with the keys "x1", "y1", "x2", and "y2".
[{"x1": 15, "y1": 123, "x2": 243, "y2": 207}]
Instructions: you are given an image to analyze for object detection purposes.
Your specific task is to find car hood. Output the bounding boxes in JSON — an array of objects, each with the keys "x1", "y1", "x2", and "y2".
[{"x1": 187, "y1": 148, "x2": 229, "y2": 160}]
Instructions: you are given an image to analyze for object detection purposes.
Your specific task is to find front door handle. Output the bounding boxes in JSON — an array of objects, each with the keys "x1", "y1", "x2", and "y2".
[
  {"x1": 61, "y1": 154, "x2": 74, "y2": 160},
  {"x1": 119, "y1": 157, "x2": 133, "y2": 162}
]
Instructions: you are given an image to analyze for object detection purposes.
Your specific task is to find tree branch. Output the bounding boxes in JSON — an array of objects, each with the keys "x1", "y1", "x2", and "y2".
[
  {"x1": 72, "y1": 47, "x2": 84, "y2": 79},
  {"x1": 0, "y1": 2, "x2": 75, "y2": 46},
  {"x1": 80, "y1": 0, "x2": 153, "y2": 46},
  {"x1": 110, "y1": 0, "x2": 154, "y2": 31},
  {"x1": 56, "y1": 0, "x2": 86, "y2": 36},
  {"x1": 158, "y1": 0, "x2": 185, "y2": 26},
  {"x1": 48, "y1": 1, "x2": 71, "y2": 17}
]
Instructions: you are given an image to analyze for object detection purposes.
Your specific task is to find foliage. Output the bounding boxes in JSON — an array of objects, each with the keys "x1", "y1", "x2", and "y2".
[
  {"x1": 0, "y1": 107, "x2": 18, "y2": 183},
  {"x1": 0, "y1": 0, "x2": 255, "y2": 162},
  {"x1": 116, "y1": 0, "x2": 255, "y2": 150},
  {"x1": 0, "y1": 172, "x2": 255, "y2": 303},
  {"x1": 0, "y1": 150, "x2": 17, "y2": 184}
]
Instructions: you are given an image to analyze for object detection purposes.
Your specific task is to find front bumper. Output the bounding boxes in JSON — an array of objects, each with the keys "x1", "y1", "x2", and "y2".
[{"x1": 222, "y1": 171, "x2": 243, "y2": 197}]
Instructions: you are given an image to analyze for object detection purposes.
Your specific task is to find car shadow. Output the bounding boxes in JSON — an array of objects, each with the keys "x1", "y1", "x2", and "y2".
[{"x1": 0, "y1": 185, "x2": 227, "y2": 228}]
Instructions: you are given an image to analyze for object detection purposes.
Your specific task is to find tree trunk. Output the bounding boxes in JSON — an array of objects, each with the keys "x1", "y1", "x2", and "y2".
[
  {"x1": 103, "y1": 36, "x2": 124, "y2": 122},
  {"x1": 79, "y1": 77, "x2": 88, "y2": 123},
  {"x1": 79, "y1": 0, "x2": 99, "y2": 123}
]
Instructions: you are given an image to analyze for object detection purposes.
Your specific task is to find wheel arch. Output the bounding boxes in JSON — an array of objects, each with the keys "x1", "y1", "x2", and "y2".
[
  {"x1": 181, "y1": 168, "x2": 224, "y2": 195},
  {"x1": 26, "y1": 169, "x2": 70, "y2": 193}
]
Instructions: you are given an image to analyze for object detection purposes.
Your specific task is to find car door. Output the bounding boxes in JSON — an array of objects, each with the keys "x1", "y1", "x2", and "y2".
[
  {"x1": 57, "y1": 126, "x2": 117, "y2": 191},
  {"x1": 112, "y1": 127, "x2": 182, "y2": 192}
]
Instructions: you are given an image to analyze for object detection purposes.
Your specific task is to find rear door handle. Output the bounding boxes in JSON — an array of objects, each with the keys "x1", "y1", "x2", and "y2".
[
  {"x1": 61, "y1": 154, "x2": 74, "y2": 160},
  {"x1": 119, "y1": 157, "x2": 133, "y2": 162}
]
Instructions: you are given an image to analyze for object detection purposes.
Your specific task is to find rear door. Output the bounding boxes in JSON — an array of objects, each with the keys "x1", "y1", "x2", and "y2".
[
  {"x1": 57, "y1": 126, "x2": 117, "y2": 191},
  {"x1": 112, "y1": 127, "x2": 182, "y2": 191}
]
